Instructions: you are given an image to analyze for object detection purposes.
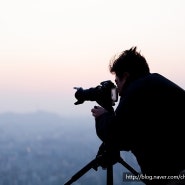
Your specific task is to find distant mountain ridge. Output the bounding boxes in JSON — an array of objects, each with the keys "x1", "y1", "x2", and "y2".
[{"x1": 0, "y1": 111, "x2": 143, "y2": 185}]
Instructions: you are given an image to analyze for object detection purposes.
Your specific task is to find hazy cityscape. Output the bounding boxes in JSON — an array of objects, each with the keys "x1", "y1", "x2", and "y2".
[{"x1": 0, "y1": 111, "x2": 144, "y2": 185}]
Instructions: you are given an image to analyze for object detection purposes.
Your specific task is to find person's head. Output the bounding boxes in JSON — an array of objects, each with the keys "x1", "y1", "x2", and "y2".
[{"x1": 109, "y1": 46, "x2": 150, "y2": 95}]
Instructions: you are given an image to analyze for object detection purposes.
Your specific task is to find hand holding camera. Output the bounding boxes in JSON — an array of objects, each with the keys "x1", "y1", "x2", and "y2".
[{"x1": 91, "y1": 106, "x2": 107, "y2": 118}]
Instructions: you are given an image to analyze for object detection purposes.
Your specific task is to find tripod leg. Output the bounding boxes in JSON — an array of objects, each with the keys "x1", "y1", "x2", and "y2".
[
  {"x1": 118, "y1": 157, "x2": 148, "y2": 185},
  {"x1": 118, "y1": 157, "x2": 139, "y2": 176},
  {"x1": 107, "y1": 165, "x2": 113, "y2": 185},
  {"x1": 64, "y1": 158, "x2": 98, "y2": 185}
]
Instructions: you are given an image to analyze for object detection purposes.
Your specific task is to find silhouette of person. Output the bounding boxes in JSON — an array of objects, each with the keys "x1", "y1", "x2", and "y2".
[{"x1": 91, "y1": 47, "x2": 185, "y2": 185}]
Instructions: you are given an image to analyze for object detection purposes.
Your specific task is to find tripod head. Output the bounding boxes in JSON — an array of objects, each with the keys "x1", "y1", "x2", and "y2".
[
  {"x1": 64, "y1": 143, "x2": 120, "y2": 185},
  {"x1": 64, "y1": 143, "x2": 145, "y2": 185},
  {"x1": 95, "y1": 142, "x2": 120, "y2": 170}
]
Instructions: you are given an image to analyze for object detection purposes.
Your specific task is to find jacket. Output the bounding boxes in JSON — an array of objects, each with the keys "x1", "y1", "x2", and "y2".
[{"x1": 95, "y1": 73, "x2": 185, "y2": 182}]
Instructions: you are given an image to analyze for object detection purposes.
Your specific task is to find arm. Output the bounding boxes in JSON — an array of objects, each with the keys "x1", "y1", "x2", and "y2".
[{"x1": 91, "y1": 100, "x2": 132, "y2": 151}]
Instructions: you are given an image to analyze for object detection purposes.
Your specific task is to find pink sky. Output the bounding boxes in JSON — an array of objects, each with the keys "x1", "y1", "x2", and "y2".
[{"x1": 0, "y1": 0, "x2": 185, "y2": 116}]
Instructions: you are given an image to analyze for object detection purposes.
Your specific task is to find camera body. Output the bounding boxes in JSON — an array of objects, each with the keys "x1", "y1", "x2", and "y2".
[{"x1": 74, "y1": 80, "x2": 118, "y2": 111}]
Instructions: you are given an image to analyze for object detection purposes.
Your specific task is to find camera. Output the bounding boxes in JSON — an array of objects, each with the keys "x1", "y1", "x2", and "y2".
[{"x1": 74, "y1": 80, "x2": 118, "y2": 111}]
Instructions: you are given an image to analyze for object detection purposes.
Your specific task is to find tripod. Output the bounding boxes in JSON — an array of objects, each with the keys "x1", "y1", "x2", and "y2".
[{"x1": 64, "y1": 146, "x2": 147, "y2": 185}]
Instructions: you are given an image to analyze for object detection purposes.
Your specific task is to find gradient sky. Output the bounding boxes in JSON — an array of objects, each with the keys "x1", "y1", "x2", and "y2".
[{"x1": 0, "y1": 0, "x2": 185, "y2": 117}]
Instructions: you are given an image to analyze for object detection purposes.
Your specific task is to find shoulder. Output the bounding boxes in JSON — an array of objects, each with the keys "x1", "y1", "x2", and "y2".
[
  {"x1": 123, "y1": 73, "x2": 184, "y2": 97},
  {"x1": 122, "y1": 73, "x2": 154, "y2": 97}
]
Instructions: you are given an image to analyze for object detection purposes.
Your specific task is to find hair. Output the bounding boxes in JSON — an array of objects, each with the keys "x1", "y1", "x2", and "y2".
[{"x1": 109, "y1": 47, "x2": 150, "y2": 81}]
